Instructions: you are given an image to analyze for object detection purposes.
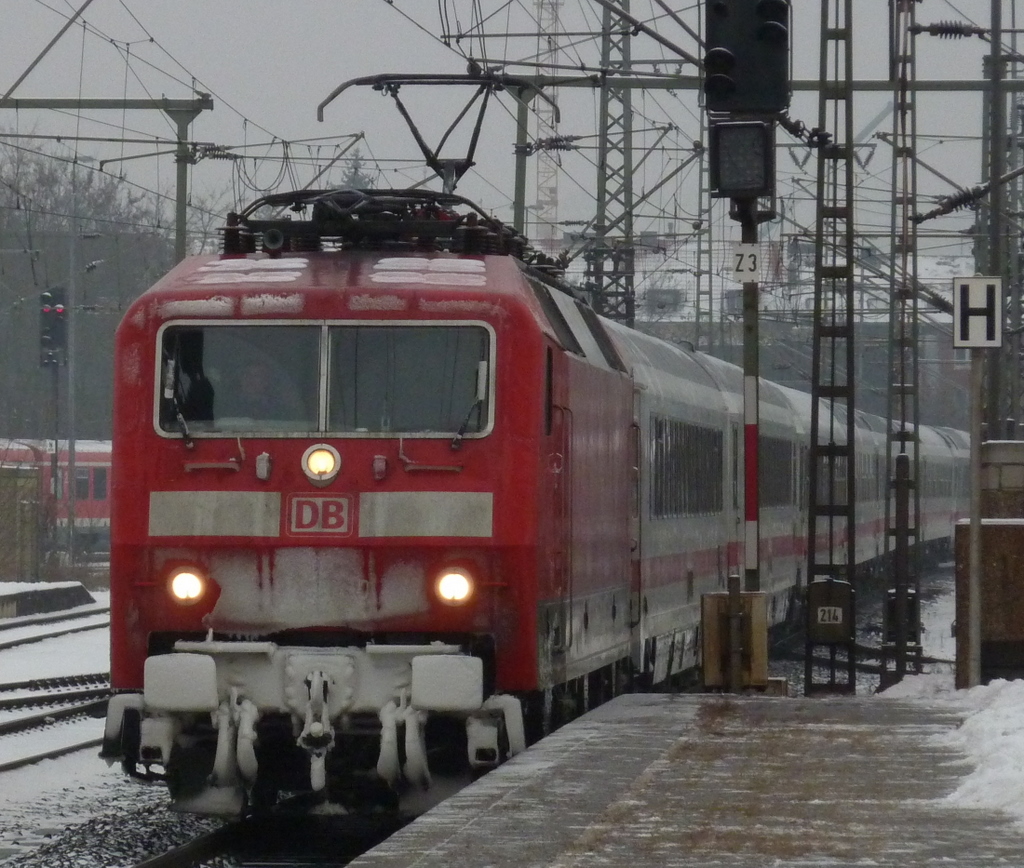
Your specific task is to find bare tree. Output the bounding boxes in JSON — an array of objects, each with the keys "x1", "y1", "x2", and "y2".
[{"x1": 0, "y1": 139, "x2": 174, "y2": 440}]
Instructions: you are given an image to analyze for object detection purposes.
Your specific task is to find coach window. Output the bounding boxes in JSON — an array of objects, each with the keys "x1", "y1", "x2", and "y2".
[
  {"x1": 160, "y1": 325, "x2": 319, "y2": 435},
  {"x1": 75, "y1": 468, "x2": 90, "y2": 502},
  {"x1": 328, "y1": 325, "x2": 490, "y2": 434},
  {"x1": 650, "y1": 415, "x2": 723, "y2": 517},
  {"x1": 93, "y1": 467, "x2": 108, "y2": 500}
]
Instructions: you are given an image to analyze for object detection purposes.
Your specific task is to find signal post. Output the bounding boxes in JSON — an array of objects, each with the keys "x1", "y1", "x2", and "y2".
[
  {"x1": 699, "y1": 0, "x2": 790, "y2": 691},
  {"x1": 39, "y1": 288, "x2": 67, "y2": 557},
  {"x1": 703, "y1": 0, "x2": 791, "y2": 593}
]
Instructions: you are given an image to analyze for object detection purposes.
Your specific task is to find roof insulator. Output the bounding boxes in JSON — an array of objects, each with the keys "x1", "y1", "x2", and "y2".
[{"x1": 910, "y1": 20, "x2": 988, "y2": 39}]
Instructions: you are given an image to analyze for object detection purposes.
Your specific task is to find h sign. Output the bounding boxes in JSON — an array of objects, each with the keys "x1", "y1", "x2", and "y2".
[{"x1": 952, "y1": 276, "x2": 1003, "y2": 348}]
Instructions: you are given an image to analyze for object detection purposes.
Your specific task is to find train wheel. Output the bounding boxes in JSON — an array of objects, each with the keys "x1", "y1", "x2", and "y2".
[
  {"x1": 166, "y1": 739, "x2": 217, "y2": 803},
  {"x1": 520, "y1": 691, "x2": 546, "y2": 745},
  {"x1": 248, "y1": 778, "x2": 280, "y2": 815},
  {"x1": 424, "y1": 714, "x2": 469, "y2": 774}
]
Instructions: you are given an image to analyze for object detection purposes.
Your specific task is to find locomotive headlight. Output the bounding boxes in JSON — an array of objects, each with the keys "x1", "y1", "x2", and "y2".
[
  {"x1": 302, "y1": 443, "x2": 341, "y2": 487},
  {"x1": 169, "y1": 568, "x2": 205, "y2": 604},
  {"x1": 435, "y1": 568, "x2": 474, "y2": 605}
]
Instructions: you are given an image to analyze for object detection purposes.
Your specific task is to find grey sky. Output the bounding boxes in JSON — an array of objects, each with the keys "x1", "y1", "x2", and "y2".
[{"x1": 0, "y1": 1, "x2": 1005, "y2": 264}]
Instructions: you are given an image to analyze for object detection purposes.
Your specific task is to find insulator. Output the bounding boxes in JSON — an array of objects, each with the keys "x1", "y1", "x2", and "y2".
[
  {"x1": 221, "y1": 212, "x2": 242, "y2": 254},
  {"x1": 941, "y1": 188, "x2": 981, "y2": 213},
  {"x1": 221, "y1": 226, "x2": 241, "y2": 255},
  {"x1": 911, "y1": 20, "x2": 987, "y2": 39},
  {"x1": 457, "y1": 225, "x2": 487, "y2": 255},
  {"x1": 220, "y1": 228, "x2": 257, "y2": 254}
]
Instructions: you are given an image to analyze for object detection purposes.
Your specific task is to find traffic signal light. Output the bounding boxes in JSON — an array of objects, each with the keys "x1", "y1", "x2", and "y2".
[
  {"x1": 39, "y1": 288, "x2": 67, "y2": 366},
  {"x1": 704, "y1": 0, "x2": 791, "y2": 115},
  {"x1": 709, "y1": 121, "x2": 775, "y2": 198}
]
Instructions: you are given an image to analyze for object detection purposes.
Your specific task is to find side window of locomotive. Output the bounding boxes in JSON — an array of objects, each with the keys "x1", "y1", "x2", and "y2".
[
  {"x1": 327, "y1": 326, "x2": 490, "y2": 434},
  {"x1": 159, "y1": 326, "x2": 319, "y2": 434}
]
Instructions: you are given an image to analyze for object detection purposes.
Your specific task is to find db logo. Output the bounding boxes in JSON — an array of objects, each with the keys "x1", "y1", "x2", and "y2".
[{"x1": 287, "y1": 495, "x2": 353, "y2": 535}]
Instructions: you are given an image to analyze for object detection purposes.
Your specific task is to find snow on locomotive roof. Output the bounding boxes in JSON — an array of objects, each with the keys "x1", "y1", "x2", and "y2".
[{"x1": 146, "y1": 251, "x2": 522, "y2": 295}]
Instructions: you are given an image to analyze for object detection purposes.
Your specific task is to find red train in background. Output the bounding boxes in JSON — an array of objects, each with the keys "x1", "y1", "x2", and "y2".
[
  {"x1": 100, "y1": 188, "x2": 968, "y2": 816},
  {"x1": 0, "y1": 438, "x2": 112, "y2": 563}
]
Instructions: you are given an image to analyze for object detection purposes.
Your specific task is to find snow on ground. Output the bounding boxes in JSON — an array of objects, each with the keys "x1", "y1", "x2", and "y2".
[
  {"x1": 0, "y1": 617, "x2": 110, "y2": 679},
  {"x1": 881, "y1": 674, "x2": 1024, "y2": 826}
]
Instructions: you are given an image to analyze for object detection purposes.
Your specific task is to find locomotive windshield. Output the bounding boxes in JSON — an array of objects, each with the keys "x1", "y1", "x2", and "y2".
[
  {"x1": 158, "y1": 323, "x2": 491, "y2": 437},
  {"x1": 160, "y1": 326, "x2": 320, "y2": 433},
  {"x1": 328, "y1": 326, "x2": 488, "y2": 433}
]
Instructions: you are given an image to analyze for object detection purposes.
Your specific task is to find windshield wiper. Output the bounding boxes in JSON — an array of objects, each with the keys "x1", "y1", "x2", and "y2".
[
  {"x1": 175, "y1": 407, "x2": 194, "y2": 449},
  {"x1": 450, "y1": 398, "x2": 482, "y2": 451},
  {"x1": 163, "y1": 357, "x2": 194, "y2": 449}
]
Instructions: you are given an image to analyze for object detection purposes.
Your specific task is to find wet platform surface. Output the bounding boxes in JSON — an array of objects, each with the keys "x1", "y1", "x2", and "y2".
[{"x1": 351, "y1": 693, "x2": 1022, "y2": 867}]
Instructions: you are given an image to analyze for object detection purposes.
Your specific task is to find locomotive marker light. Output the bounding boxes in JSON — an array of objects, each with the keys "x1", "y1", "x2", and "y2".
[
  {"x1": 169, "y1": 568, "x2": 206, "y2": 604},
  {"x1": 436, "y1": 567, "x2": 474, "y2": 605},
  {"x1": 302, "y1": 443, "x2": 341, "y2": 487}
]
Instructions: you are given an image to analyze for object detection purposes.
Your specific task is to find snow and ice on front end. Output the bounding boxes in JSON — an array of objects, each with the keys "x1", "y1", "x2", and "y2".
[{"x1": 102, "y1": 636, "x2": 525, "y2": 816}]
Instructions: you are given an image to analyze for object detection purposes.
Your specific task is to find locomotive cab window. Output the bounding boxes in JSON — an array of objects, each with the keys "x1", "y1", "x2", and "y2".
[
  {"x1": 159, "y1": 325, "x2": 320, "y2": 435},
  {"x1": 328, "y1": 325, "x2": 490, "y2": 435},
  {"x1": 157, "y1": 322, "x2": 492, "y2": 438}
]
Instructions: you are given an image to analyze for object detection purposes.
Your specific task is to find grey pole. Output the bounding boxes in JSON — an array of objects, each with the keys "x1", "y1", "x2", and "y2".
[
  {"x1": 65, "y1": 166, "x2": 79, "y2": 567},
  {"x1": 969, "y1": 347, "x2": 983, "y2": 687}
]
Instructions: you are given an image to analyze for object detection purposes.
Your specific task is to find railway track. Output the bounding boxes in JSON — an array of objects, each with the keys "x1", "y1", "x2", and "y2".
[
  {"x1": 0, "y1": 609, "x2": 110, "y2": 651},
  {"x1": 131, "y1": 823, "x2": 239, "y2": 868},
  {"x1": 0, "y1": 604, "x2": 110, "y2": 633},
  {"x1": 0, "y1": 672, "x2": 110, "y2": 773}
]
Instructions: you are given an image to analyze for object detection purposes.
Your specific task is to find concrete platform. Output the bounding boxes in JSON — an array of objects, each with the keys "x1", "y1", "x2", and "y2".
[
  {"x1": 352, "y1": 693, "x2": 1022, "y2": 867},
  {"x1": 0, "y1": 582, "x2": 95, "y2": 619}
]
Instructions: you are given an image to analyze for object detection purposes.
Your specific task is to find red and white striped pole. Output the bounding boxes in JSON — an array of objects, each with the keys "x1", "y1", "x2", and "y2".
[
  {"x1": 738, "y1": 198, "x2": 760, "y2": 593},
  {"x1": 744, "y1": 371, "x2": 759, "y2": 591}
]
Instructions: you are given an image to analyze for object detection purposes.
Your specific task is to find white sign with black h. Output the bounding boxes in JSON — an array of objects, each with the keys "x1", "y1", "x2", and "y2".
[{"x1": 952, "y1": 276, "x2": 1003, "y2": 348}]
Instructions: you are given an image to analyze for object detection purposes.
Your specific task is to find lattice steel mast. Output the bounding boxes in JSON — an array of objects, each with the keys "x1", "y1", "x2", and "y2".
[
  {"x1": 584, "y1": 0, "x2": 636, "y2": 325},
  {"x1": 805, "y1": 0, "x2": 857, "y2": 695},
  {"x1": 534, "y1": 0, "x2": 563, "y2": 251},
  {"x1": 881, "y1": 0, "x2": 922, "y2": 687}
]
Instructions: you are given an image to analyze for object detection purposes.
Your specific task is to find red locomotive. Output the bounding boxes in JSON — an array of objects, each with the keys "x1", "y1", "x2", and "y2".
[{"x1": 101, "y1": 189, "x2": 967, "y2": 815}]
